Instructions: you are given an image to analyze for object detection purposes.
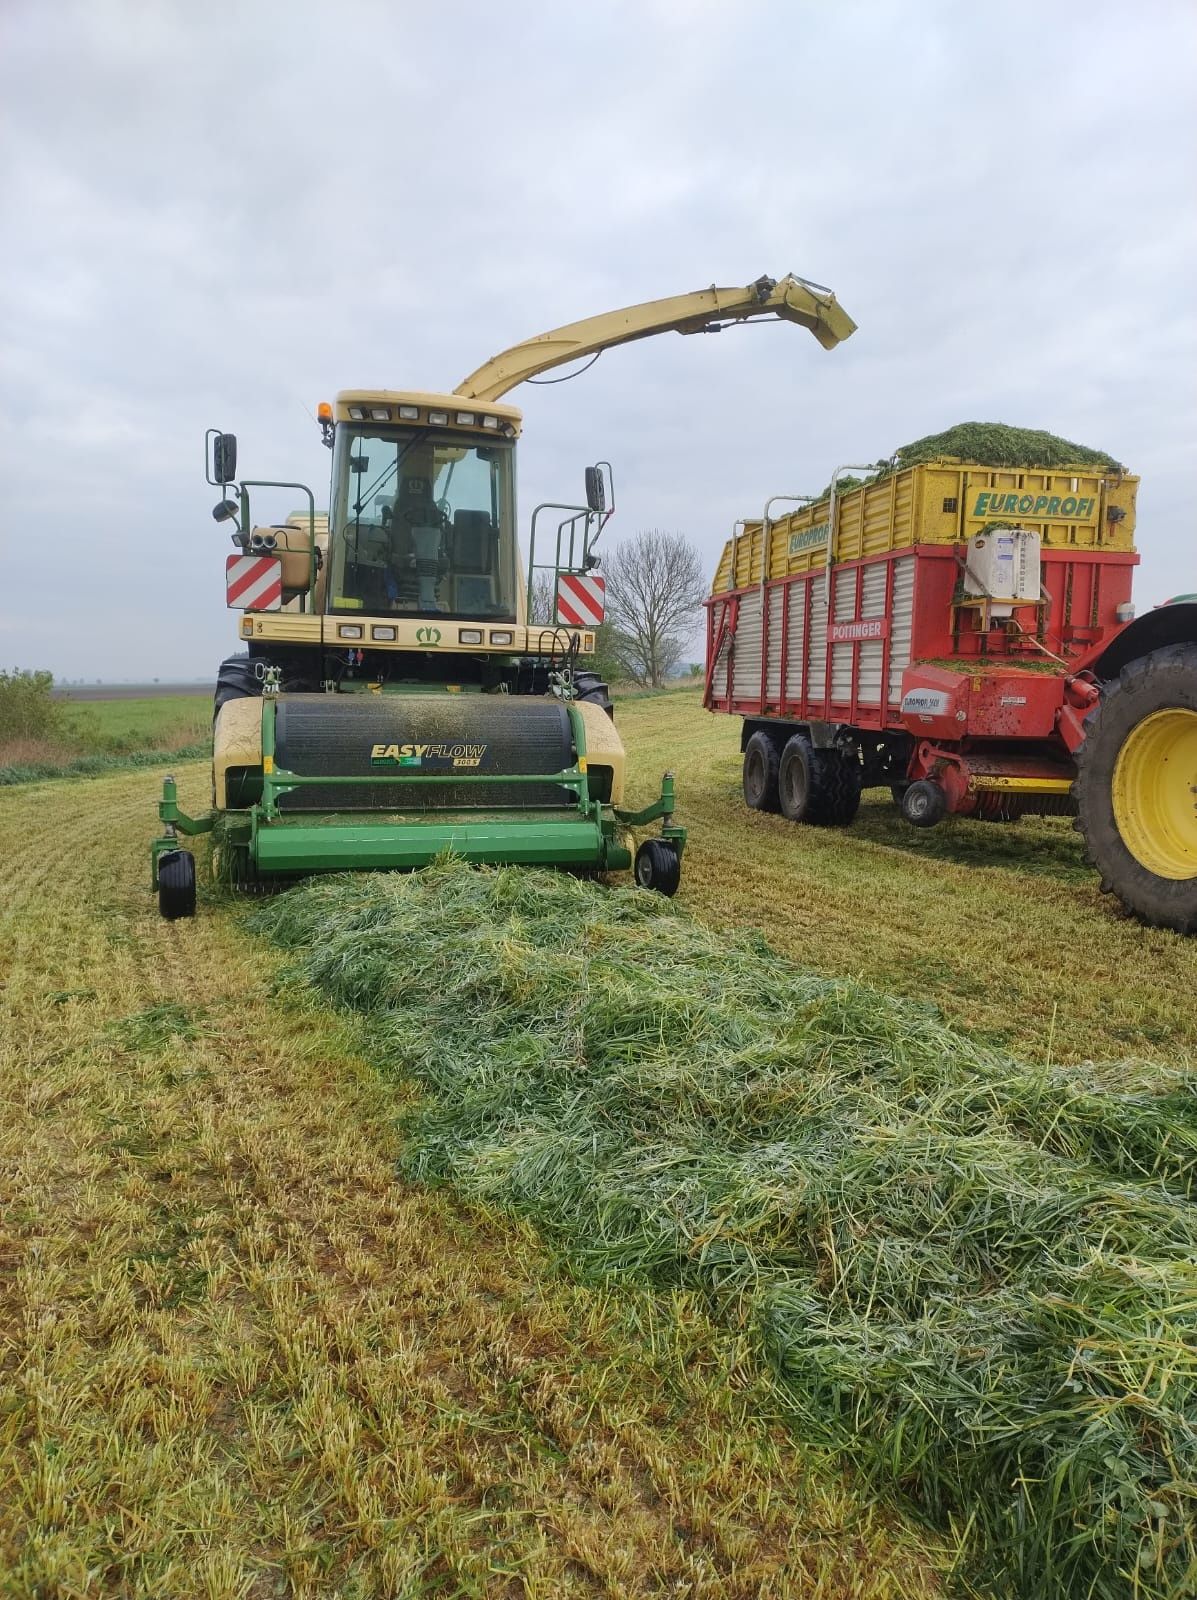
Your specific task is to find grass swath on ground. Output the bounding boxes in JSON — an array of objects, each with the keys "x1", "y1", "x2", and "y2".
[
  {"x1": 253, "y1": 863, "x2": 1197, "y2": 1600},
  {"x1": 616, "y1": 688, "x2": 1197, "y2": 1069},
  {"x1": 5, "y1": 686, "x2": 1197, "y2": 1597}
]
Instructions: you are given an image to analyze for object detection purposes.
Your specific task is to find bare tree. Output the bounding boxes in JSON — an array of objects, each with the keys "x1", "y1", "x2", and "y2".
[
  {"x1": 601, "y1": 529, "x2": 706, "y2": 688},
  {"x1": 528, "y1": 570, "x2": 555, "y2": 625}
]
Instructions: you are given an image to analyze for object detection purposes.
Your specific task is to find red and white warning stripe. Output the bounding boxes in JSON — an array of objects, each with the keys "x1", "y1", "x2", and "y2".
[
  {"x1": 556, "y1": 572, "x2": 606, "y2": 627},
  {"x1": 226, "y1": 554, "x2": 283, "y2": 611}
]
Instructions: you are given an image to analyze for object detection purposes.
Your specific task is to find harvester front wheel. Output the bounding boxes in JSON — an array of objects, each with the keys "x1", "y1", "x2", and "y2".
[
  {"x1": 214, "y1": 653, "x2": 258, "y2": 717},
  {"x1": 743, "y1": 731, "x2": 783, "y2": 812},
  {"x1": 158, "y1": 849, "x2": 197, "y2": 920},
  {"x1": 778, "y1": 735, "x2": 862, "y2": 826},
  {"x1": 573, "y1": 671, "x2": 614, "y2": 719},
  {"x1": 1074, "y1": 644, "x2": 1197, "y2": 934},
  {"x1": 635, "y1": 839, "x2": 681, "y2": 896}
]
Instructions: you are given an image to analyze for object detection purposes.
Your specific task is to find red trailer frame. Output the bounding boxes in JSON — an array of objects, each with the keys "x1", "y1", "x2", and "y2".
[{"x1": 705, "y1": 508, "x2": 1143, "y2": 818}]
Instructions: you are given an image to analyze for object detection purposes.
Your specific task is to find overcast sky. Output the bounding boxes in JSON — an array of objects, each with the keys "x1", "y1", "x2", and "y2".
[{"x1": 1, "y1": 0, "x2": 1194, "y2": 680}]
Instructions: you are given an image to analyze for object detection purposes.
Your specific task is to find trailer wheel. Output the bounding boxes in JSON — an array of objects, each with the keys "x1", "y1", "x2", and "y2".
[
  {"x1": 743, "y1": 731, "x2": 783, "y2": 812},
  {"x1": 778, "y1": 735, "x2": 861, "y2": 826},
  {"x1": 1074, "y1": 644, "x2": 1197, "y2": 934},
  {"x1": 826, "y1": 751, "x2": 863, "y2": 825},
  {"x1": 635, "y1": 839, "x2": 681, "y2": 896},
  {"x1": 158, "y1": 849, "x2": 197, "y2": 920}
]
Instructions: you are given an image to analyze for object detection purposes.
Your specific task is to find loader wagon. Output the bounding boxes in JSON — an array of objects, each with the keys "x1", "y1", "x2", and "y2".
[{"x1": 704, "y1": 451, "x2": 1197, "y2": 933}]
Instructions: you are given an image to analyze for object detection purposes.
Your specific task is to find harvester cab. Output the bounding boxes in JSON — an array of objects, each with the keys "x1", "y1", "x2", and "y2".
[{"x1": 152, "y1": 273, "x2": 856, "y2": 917}]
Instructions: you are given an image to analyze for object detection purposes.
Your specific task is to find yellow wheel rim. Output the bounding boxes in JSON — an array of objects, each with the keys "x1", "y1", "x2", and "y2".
[{"x1": 1112, "y1": 707, "x2": 1197, "y2": 880}]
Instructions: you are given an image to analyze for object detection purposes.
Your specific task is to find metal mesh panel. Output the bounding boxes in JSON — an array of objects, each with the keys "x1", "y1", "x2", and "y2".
[
  {"x1": 889, "y1": 556, "x2": 916, "y2": 704},
  {"x1": 272, "y1": 694, "x2": 575, "y2": 811},
  {"x1": 733, "y1": 590, "x2": 763, "y2": 698}
]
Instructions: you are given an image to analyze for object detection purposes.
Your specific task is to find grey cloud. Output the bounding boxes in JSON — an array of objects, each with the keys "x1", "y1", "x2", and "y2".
[{"x1": 0, "y1": 0, "x2": 1194, "y2": 678}]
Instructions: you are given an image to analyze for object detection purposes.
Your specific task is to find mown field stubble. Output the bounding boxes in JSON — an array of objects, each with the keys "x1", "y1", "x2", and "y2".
[
  {"x1": 3, "y1": 686, "x2": 1195, "y2": 1598},
  {"x1": 0, "y1": 753, "x2": 944, "y2": 1595},
  {"x1": 623, "y1": 689, "x2": 1197, "y2": 1069}
]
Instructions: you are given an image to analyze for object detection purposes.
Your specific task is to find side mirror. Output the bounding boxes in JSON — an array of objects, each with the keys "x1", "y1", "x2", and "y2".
[
  {"x1": 584, "y1": 465, "x2": 606, "y2": 514},
  {"x1": 212, "y1": 432, "x2": 238, "y2": 484},
  {"x1": 212, "y1": 499, "x2": 240, "y2": 523}
]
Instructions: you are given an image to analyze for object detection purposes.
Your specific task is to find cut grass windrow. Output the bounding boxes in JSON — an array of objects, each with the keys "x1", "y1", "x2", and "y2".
[
  {"x1": 0, "y1": 741, "x2": 209, "y2": 787},
  {"x1": 253, "y1": 865, "x2": 1197, "y2": 1600}
]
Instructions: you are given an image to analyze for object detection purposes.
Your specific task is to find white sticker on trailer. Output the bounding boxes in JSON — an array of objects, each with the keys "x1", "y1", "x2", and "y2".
[{"x1": 901, "y1": 689, "x2": 951, "y2": 715}]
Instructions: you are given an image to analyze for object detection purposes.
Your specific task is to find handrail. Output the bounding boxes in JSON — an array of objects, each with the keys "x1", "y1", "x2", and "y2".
[{"x1": 238, "y1": 479, "x2": 318, "y2": 609}]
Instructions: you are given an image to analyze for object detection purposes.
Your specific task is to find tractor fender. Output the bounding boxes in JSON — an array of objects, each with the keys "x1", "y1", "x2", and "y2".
[{"x1": 1082, "y1": 601, "x2": 1197, "y2": 683}]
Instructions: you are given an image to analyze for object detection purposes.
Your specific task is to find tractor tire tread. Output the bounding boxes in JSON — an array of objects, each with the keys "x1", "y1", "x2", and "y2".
[
  {"x1": 573, "y1": 671, "x2": 615, "y2": 719},
  {"x1": 1074, "y1": 642, "x2": 1197, "y2": 934},
  {"x1": 214, "y1": 653, "x2": 260, "y2": 718}
]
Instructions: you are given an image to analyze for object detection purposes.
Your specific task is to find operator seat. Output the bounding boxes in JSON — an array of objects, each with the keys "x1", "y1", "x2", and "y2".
[
  {"x1": 450, "y1": 510, "x2": 499, "y2": 612},
  {"x1": 386, "y1": 448, "x2": 446, "y2": 610}
]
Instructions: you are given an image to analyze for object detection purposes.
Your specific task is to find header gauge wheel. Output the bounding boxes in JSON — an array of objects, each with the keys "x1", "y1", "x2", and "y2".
[
  {"x1": 158, "y1": 849, "x2": 197, "y2": 920},
  {"x1": 635, "y1": 839, "x2": 681, "y2": 896},
  {"x1": 1074, "y1": 644, "x2": 1197, "y2": 934}
]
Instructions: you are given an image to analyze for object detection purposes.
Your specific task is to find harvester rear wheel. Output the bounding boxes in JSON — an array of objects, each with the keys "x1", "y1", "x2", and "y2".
[
  {"x1": 743, "y1": 731, "x2": 782, "y2": 812},
  {"x1": 635, "y1": 839, "x2": 681, "y2": 896},
  {"x1": 158, "y1": 849, "x2": 197, "y2": 920},
  {"x1": 1074, "y1": 644, "x2": 1197, "y2": 934},
  {"x1": 778, "y1": 735, "x2": 861, "y2": 826}
]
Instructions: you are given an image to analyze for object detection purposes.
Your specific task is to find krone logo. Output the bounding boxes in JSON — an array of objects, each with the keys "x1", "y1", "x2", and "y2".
[{"x1": 416, "y1": 626, "x2": 442, "y2": 645}]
